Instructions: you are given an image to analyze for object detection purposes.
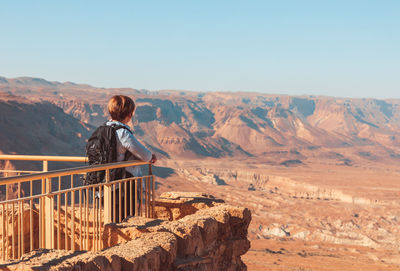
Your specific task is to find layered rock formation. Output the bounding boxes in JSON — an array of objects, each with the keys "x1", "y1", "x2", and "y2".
[
  {"x1": 0, "y1": 192, "x2": 251, "y2": 271},
  {"x1": 2, "y1": 76, "x2": 400, "y2": 269},
  {"x1": 2, "y1": 76, "x2": 400, "y2": 165},
  {"x1": 0, "y1": 92, "x2": 91, "y2": 158}
]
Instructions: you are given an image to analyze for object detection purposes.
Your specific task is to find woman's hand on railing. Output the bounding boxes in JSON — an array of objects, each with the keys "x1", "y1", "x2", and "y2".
[{"x1": 150, "y1": 154, "x2": 157, "y2": 164}]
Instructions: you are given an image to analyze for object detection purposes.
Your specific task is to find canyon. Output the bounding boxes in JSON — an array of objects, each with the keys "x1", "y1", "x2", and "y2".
[{"x1": 1, "y1": 76, "x2": 400, "y2": 270}]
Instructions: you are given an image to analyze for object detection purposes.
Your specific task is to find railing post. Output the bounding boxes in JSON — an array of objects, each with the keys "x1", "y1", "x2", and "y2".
[
  {"x1": 149, "y1": 164, "x2": 155, "y2": 218},
  {"x1": 103, "y1": 169, "x2": 112, "y2": 224},
  {"x1": 43, "y1": 161, "x2": 54, "y2": 249}
]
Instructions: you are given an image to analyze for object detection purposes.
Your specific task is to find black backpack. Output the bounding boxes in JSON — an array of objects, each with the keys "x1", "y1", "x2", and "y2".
[{"x1": 84, "y1": 123, "x2": 131, "y2": 185}]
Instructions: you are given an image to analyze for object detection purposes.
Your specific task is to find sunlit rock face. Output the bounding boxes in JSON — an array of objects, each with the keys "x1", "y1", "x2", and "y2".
[
  {"x1": 0, "y1": 92, "x2": 91, "y2": 157},
  {"x1": 2, "y1": 193, "x2": 251, "y2": 271},
  {"x1": 3, "y1": 76, "x2": 400, "y2": 163}
]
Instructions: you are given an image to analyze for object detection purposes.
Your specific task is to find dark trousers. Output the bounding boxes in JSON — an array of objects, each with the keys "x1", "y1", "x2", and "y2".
[{"x1": 111, "y1": 173, "x2": 136, "y2": 222}]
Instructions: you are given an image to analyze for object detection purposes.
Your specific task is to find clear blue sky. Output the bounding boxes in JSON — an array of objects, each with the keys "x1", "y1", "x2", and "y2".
[{"x1": 0, "y1": 1, "x2": 399, "y2": 98}]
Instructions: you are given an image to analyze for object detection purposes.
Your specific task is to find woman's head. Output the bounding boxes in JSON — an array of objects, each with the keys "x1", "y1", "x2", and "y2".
[{"x1": 108, "y1": 95, "x2": 136, "y2": 122}]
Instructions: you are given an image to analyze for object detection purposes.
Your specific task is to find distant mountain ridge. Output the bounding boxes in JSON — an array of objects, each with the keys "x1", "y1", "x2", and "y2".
[{"x1": 1, "y1": 76, "x2": 400, "y2": 166}]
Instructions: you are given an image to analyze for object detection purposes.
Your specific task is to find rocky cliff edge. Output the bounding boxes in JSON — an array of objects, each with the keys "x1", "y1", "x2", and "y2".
[{"x1": 0, "y1": 192, "x2": 251, "y2": 271}]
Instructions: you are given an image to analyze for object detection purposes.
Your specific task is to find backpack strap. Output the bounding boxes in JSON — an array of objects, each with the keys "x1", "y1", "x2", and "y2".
[
  {"x1": 113, "y1": 125, "x2": 133, "y2": 134},
  {"x1": 109, "y1": 123, "x2": 137, "y2": 161},
  {"x1": 105, "y1": 122, "x2": 132, "y2": 134}
]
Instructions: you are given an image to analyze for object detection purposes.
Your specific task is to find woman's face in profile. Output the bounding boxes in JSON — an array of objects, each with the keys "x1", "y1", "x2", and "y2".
[{"x1": 131, "y1": 107, "x2": 136, "y2": 119}]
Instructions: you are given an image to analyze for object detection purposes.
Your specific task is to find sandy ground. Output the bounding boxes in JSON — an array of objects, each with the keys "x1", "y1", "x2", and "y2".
[{"x1": 155, "y1": 157, "x2": 400, "y2": 270}]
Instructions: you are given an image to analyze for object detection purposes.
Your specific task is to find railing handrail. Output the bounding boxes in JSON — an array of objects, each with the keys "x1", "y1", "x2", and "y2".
[
  {"x1": 0, "y1": 160, "x2": 151, "y2": 185},
  {"x1": 0, "y1": 154, "x2": 88, "y2": 162},
  {"x1": 0, "y1": 175, "x2": 145, "y2": 205}
]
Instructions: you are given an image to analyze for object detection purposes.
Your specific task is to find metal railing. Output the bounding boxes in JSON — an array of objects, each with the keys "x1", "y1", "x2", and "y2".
[{"x1": 0, "y1": 155, "x2": 155, "y2": 260}]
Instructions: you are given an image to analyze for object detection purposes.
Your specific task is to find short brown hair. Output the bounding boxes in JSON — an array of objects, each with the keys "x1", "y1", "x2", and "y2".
[{"x1": 108, "y1": 95, "x2": 136, "y2": 121}]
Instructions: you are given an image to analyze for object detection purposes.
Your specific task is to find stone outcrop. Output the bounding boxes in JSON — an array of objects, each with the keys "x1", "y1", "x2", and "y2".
[
  {"x1": 0, "y1": 192, "x2": 251, "y2": 271},
  {"x1": 154, "y1": 192, "x2": 225, "y2": 221}
]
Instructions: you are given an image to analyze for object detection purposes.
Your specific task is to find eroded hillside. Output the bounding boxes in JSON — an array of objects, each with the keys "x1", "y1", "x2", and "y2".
[
  {"x1": 0, "y1": 92, "x2": 92, "y2": 156},
  {"x1": 2, "y1": 76, "x2": 400, "y2": 167},
  {"x1": 2, "y1": 76, "x2": 400, "y2": 269}
]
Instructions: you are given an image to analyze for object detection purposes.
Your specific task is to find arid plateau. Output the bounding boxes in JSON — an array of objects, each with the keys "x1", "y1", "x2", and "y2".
[{"x1": 1, "y1": 76, "x2": 400, "y2": 270}]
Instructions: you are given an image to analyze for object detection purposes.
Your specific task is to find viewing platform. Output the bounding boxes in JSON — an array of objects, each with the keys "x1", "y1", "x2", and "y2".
[
  {"x1": 0, "y1": 155, "x2": 251, "y2": 270},
  {"x1": 0, "y1": 154, "x2": 156, "y2": 260}
]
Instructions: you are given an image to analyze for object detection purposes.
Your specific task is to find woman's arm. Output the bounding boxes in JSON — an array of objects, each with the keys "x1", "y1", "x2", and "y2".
[{"x1": 118, "y1": 129, "x2": 152, "y2": 162}]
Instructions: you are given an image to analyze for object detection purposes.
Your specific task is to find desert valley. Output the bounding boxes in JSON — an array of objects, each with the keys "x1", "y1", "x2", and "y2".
[{"x1": 1, "y1": 76, "x2": 400, "y2": 270}]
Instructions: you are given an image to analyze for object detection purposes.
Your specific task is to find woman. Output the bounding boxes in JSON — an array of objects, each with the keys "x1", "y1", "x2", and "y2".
[{"x1": 106, "y1": 95, "x2": 156, "y2": 220}]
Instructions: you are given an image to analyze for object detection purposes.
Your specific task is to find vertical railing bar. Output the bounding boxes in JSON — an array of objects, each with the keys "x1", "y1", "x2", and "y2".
[
  {"x1": 65, "y1": 192, "x2": 68, "y2": 250},
  {"x1": 17, "y1": 193, "x2": 21, "y2": 258},
  {"x1": 104, "y1": 169, "x2": 111, "y2": 225},
  {"x1": 71, "y1": 175, "x2": 75, "y2": 251},
  {"x1": 57, "y1": 177, "x2": 61, "y2": 249},
  {"x1": 152, "y1": 176, "x2": 155, "y2": 218},
  {"x1": 30, "y1": 181, "x2": 33, "y2": 251},
  {"x1": 83, "y1": 189, "x2": 86, "y2": 250},
  {"x1": 53, "y1": 192, "x2": 56, "y2": 249},
  {"x1": 30, "y1": 199, "x2": 33, "y2": 251},
  {"x1": 143, "y1": 177, "x2": 145, "y2": 217},
  {"x1": 134, "y1": 180, "x2": 137, "y2": 217},
  {"x1": 99, "y1": 185, "x2": 102, "y2": 251},
  {"x1": 124, "y1": 181, "x2": 127, "y2": 219},
  {"x1": 96, "y1": 187, "x2": 99, "y2": 251},
  {"x1": 130, "y1": 180, "x2": 133, "y2": 217},
  {"x1": 6, "y1": 204, "x2": 11, "y2": 259},
  {"x1": 2, "y1": 204, "x2": 5, "y2": 260},
  {"x1": 11, "y1": 203, "x2": 14, "y2": 259},
  {"x1": 148, "y1": 176, "x2": 151, "y2": 218},
  {"x1": 143, "y1": 177, "x2": 147, "y2": 218},
  {"x1": 48, "y1": 177, "x2": 53, "y2": 249},
  {"x1": 52, "y1": 195, "x2": 55, "y2": 249},
  {"x1": 38, "y1": 199, "x2": 42, "y2": 248},
  {"x1": 0, "y1": 205, "x2": 1, "y2": 260},
  {"x1": 5, "y1": 181, "x2": 8, "y2": 259},
  {"x1": 41, "y1": 160, "x2": 47, "y2": 249},
  {"x1": 113, "y1": 184, "x2": 116, "y2": 223},
  {"x1": 92, "y1": 187, "x2": 96, "y2": 251},
  {"x1": 137, "y1": 178, "x2": 140, "y2": 217},
  {"x1": 82, "y1": 189, "x2": 85, "y2": 251},
  {"x1": 96, "y1": 188, "x2": 99, "y2": 251},
  {"x1": 97, "y1": 187, "x2": 100, "y2": 251},
  {"x1": 148, "y1": 163, "x2": 153, "y2": 217},
  {"x1": 5, "y1": 205, "x2": 9, "y2": 260},
  {"x1": 79, "y1": 189, "x2": 82, "y2": 250},
  {"x1": 85, "y1": 188, "x2": 89, "y2": 251},
  {"x1": 145, "y1": 177, "x2": 147, "y2": 218},
  {"x1": 142, "y1": 178, "x2": 144, "y2": 218},
  {"x1": 5, "y1": 202, "x2": 9, "y2": 259},
  {"x1": 38, "y1": 205, "x2": 41, "y2": 248},
  {"x1": 145, "y1": 177, "x2": 148, "y2": 218},
  {"x1": 17, "y1": 201, "x2": 21, "y2": 258},
  {"x1": 17, "y1": 183, "x2": 21, "y2": 258},
  {"x1": 139, "y1": 178, "x2": 142, "y2": 217},
  {"x1": 118, "y1": 183, "x2": 122, "y2": 222},
  {"x1": 145, "y1": 176, "x2": 148, "y2": 218},
  {"x1": 21, "y1": 200, "x2": 24, "y2": 256}
]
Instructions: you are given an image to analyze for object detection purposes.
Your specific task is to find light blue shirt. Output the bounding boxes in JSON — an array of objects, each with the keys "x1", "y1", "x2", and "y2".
[{"x1": 106, "y1": 120, "x2": 152, "y2": 177}]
